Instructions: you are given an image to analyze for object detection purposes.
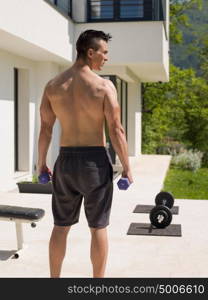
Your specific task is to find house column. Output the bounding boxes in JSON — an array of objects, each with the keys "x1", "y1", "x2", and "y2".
[{"x1": 127, "y1": 81, "x2": 142, "y2": 157}]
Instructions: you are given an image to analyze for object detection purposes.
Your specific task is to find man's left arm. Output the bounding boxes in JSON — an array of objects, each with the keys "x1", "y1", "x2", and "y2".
[{"x1": 37, "y1": 85, "x2": 56, "y2": 175}]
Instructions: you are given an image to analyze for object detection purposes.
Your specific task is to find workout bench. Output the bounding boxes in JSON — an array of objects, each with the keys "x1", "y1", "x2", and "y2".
[{"x1": 0, "y1": 204, "x2": 45, "y2": 259}]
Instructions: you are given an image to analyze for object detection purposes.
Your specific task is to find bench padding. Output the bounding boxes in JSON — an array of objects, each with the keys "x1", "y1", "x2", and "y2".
[{"x1": 0, "y1": 205, "x2": 45, "y2": 221}]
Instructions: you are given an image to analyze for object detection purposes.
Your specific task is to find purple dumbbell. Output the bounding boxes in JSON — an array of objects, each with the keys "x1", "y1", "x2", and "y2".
[
  {"x1": 38, "y1": 172, "x2": 51, "y2": 184},
  {"x1": 117, "y1": 177, "x2": 130, "y2": 190}
]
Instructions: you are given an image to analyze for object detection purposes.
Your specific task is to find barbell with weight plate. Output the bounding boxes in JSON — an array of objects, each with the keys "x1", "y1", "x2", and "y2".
[
  {"x1": 155, "y1": 191, "x2": 174, "y2": 209},
  {"x1": 149, "y1": 191, "x2": 175, "y2": 228},
  {"x1": 149, "y1": 205, "x2": 172, "y2": 229}
]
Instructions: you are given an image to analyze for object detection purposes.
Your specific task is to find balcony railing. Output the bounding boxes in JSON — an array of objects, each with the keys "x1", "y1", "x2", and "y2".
[
  {"x1": 87, "y1": 0, "x2": 166, "y2": 22},
  {"x1": 46, "y1": 0, "x2": 72, "y2": 17}
]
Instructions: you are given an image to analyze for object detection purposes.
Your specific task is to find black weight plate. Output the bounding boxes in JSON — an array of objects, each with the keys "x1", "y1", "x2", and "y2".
[
  {"x1": 155, "y1": 191, "x2": 174, "y2": 208},
  {"x1": 149, "y1": 205, "x2": 172, "y2": 229}
]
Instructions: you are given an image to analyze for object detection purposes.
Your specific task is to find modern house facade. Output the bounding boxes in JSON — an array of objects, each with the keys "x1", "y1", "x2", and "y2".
[{"x1": 0, "y1": 0, "x2": 169, "y2": 191}]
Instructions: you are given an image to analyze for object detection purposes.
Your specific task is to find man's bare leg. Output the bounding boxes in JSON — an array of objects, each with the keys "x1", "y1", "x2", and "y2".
[
  {"x1": 90, "y1": 227, "x2": 108, "y2": 278},
  {"x1": 49, "y1": 225, "x2": 70, "y2": 278}
]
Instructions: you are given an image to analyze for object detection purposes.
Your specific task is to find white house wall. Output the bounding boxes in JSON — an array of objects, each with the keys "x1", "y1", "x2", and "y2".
[
  {"x1": 0, "y1": 0, "x2": 73, "y2": 64},
  {"x1": 0, "y1": 49, "x2": 61, "y2": 191}
]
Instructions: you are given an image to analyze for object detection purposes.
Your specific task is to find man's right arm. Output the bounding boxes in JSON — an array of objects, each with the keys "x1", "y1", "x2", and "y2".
[{"x1": 103, "y1": 80, "x2": 133, "y2": 183}]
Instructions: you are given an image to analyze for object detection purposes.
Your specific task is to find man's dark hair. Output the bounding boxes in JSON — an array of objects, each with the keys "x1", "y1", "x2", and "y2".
[{"x1": 76, "y1": 30, "x2": 112, "y2": 59}]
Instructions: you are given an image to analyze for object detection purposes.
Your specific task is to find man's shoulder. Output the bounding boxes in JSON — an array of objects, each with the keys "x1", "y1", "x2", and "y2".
[
  {"x1": 88, "y1": 73, "x2": 111, "y2": 91},
  {"x1": 101, "y1": 78, "x2": 116, "y2": 95},
  {"x1": 45, "y1": 74, "x2": 60, "y2": 90},
  {"x1": 44, "y1": 79, "x2": 55, "y2": 98},
  {"x1": 45, "y1": 68, "x2": 71, "y2": 94},
  {"x1": 103, "y1": 78, "x2": 115, "y2": 88},
  {"x1": 91, "y1": 74, "x2": 113, "y2": 89}
]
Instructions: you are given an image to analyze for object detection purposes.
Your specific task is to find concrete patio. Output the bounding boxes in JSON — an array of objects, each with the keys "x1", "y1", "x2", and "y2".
[{"x1": 0, "y1": 154, "x2": 208, "y2": 278}]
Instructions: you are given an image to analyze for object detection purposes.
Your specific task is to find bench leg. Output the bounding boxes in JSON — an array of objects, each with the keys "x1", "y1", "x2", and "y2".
[
  {"x1": 13, "y1": 221, "x2": 28, "y2": 258},
  {"x1": 15, "y1": 221, "x2": 24, "y2": 250}
]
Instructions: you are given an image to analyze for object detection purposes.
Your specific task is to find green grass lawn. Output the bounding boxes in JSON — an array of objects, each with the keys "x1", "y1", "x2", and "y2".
[{"x1": 163, "y1": 167, "x2": 208, "y2": 199}]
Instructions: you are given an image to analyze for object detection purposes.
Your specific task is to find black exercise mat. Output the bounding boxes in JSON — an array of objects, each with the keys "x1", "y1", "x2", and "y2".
[
  {"x1": 133, "y1": 204, "x2": 179, "y2": 215},
  {"x1": 127, "y1": 223, "x2": 182, "y2": 237}
]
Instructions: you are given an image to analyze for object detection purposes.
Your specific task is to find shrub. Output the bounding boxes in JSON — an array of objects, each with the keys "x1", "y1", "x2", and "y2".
[
  {"x1": 156, "y1": 138, "x2": 186, "y2": 155},
  {"x1": 171, "y1": 149, "x2": 203, "y2": 171},
  {"x1": 157, "y1": 143, "x2": 186, "y2": 155}
]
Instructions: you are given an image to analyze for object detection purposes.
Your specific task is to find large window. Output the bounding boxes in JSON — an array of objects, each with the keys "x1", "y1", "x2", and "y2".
[
  {"x1": 57, "y1": 0, "x2": 70, "y2": 11},
  {"x1": 90, "y1": 0, "x2": 114, "y2": 19},
  {"x1": 46, "y1": 0, "x2": 72, "y2": 17},
  {"x1": 88, "y1": 0, "x2": 166, "y2": 22},
  {"x1": 120, "y1": 0, "x2": 144, "y2": 19}
]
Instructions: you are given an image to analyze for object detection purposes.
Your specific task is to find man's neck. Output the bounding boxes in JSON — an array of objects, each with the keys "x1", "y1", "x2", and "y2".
[{"x1": 73, "y1": 58, "x2": 93, "y2": 71}]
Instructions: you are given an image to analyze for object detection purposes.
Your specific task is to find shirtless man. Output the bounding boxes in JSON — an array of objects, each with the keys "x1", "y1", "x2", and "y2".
[{"x1": 37, "y1": 30, "x2": 133, "y2": 278}]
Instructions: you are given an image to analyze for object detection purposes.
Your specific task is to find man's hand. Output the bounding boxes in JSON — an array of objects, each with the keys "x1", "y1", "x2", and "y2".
[
  {"x1": 121, "y1": 169, "x2": 133, "y2": 184},
  {"x1": 37, "y1": 164, "x2": 52, "y2": 177}
]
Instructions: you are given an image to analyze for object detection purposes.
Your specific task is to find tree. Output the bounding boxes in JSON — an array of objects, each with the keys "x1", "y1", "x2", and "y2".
[
  {"x1": 142, "y1": 65, "x2": 208, "y2": 154},
  {"x1": 170, "y1": 0, "x2": 202, "y2": 44},
  {"x1": 197, "y1": 39, "x2": 208, "y2": 80},
  {"x1": 170, "y1": 0, "x2": 208, "y2": 77},
  {"x1": 142, "y1": 0, "x2": 208, "y2": 157}
]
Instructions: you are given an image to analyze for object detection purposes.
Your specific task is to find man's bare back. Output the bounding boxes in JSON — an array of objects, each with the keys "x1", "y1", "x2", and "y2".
[{"x1": 47, "y1": 66, "x2": 107, "y2": 147}]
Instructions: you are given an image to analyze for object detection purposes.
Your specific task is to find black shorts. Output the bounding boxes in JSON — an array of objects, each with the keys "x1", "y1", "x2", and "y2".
[{"x1": 51, "y1": 146, "x2": 114, "y2": 228}]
